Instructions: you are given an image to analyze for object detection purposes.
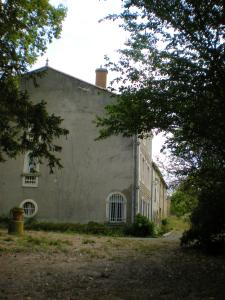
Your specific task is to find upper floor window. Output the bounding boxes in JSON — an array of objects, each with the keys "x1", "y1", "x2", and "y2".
[
  {"x1": 22, "y1": 152, "x2": 39, "y2": 187},
  {"x1": 106, "y1": 192, "x2": 127, "y2": 223},
  {"x1": 24, "y1": 152, "x2": 39, "y2": 173}
]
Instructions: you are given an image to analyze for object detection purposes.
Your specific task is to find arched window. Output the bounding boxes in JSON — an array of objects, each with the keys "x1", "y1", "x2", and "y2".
[
  {"x1": 20, "y1": 199, "x2": 38, "y2": 218},
  {"x1": 24, "y1": 152, "x2": 39, "y2": 173},
  {"x1": 106, "y1": 192, "x2": 127, "y2": 223}
]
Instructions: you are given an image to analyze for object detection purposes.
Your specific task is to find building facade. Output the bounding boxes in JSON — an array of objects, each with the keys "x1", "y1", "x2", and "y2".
[{"x1": 0, "y1": 66, "x2": 168, "y2": 224}]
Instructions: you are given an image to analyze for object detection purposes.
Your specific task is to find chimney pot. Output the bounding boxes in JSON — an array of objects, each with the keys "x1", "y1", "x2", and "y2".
[{"x1": 95, "y1": 67, "x2": 108, "y2": 89}]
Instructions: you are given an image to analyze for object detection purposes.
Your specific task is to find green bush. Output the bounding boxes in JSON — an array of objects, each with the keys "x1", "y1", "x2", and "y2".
[
  {"x1": 159, "y1": 218, "x2": 170, "y2": 235},
  {"x1": 25, "y1": 220, "x2": 125, "y2": 236},
  {"x1": 25, "y1": 221, "x2": 84, "y2": 233},
  {"x1": 171, "y1": 190, "x2": 198, "y2": 217},
  {"x1": 85, "y1": 222, "x2": 108, "y2": 235},
  {"x1": 0, "y1": 215, "x2": 10, "y2": 228},
  {"x1": 25, "y1": 217, "x2": 156, "y2": 237},
  {"x1": 170, "y1": 180, "x2": 198, "y2": 217},
  {"x1": 124, "y1": 214, "x2": 155, "y2": 237},
  {"x1": 181, "y1": 168, "x2": 225, "y2": 253},
  {"x1": 161, "y1": 218, "x2": 168, "y2": 226},
  {"x1": 1, "y1": 214, "x2": 156, "y2": 238}
]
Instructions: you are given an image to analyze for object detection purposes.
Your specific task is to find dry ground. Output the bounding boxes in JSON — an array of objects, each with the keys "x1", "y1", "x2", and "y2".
[{"x1": 0, "y1": 229, "x2": 225, "y2": 300}]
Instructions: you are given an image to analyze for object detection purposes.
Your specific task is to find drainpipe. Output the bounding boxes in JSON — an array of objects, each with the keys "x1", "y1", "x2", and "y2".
[{"x1": 132, "y1": 135, "x2": 139, "y2": 223}]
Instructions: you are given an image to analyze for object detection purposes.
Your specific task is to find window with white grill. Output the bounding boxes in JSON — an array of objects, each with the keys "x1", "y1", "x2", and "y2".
[
  {"x1": 106, "y1": 193, "x2": 127, "y2": 223},
  {"x1": 20, "y1": 199, "x2": 38, "y2": 218},
  {"x1": 22, "y1": 174, "x2": 38, "y2": 187}
]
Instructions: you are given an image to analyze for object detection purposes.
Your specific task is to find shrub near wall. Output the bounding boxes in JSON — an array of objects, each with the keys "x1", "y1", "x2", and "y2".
[
  {"x1": 1, "y1": 216, "x2": 156, "y2": 237},
  {"x1": 25, "y1": 220, "x2": 125, "y2": 236},
  {"x1": 0, "y1": 215, "x2": 10, "y2": 228},
  {"x1": 125, "y1": 214, "x2": 155, "y2": 237}
]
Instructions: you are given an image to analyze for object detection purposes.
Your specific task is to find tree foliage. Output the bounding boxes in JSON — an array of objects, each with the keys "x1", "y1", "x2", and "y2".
[
  {"x1": 171, "y1": 180, "x2": 198, "y2": 217},
  {"x1": 0, "y1": 0, "x2": 68, "y2": 171},
  {"x1": 97, "y1": 0, "x2": 225, "y2": 248}
]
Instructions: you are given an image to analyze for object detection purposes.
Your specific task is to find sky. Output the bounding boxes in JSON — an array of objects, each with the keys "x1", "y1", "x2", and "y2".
[
  {"x1": 33, "y1": 0, "x2": 165, "y2": 158},
  {"x1": 33, "y1": 0, "x2": 126, "y2": 83}
]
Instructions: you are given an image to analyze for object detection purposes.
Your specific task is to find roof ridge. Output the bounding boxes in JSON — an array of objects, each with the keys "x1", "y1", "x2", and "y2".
[{"x1": 28, "y1": 66, "x2": 114, "y2": 95}]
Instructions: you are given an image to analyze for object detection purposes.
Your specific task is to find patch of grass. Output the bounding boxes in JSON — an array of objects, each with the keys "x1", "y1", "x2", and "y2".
[
  {"x1": 106, "y1": 239, "x2": 113, "y2": 244},
  {"x1": 133, "y1": 242, "x2": 161, "y2": 254},
  {"x1": 20, "y1": 235, "x2": 72, "y2": 248},
  {"x1": 78, "y1": 248, "x2": 106, "y2": 259},
  {"x1": 0, "y1": 231, "x2": 73, "y2": 253},
  {"x1": 167, "y1": 215, "x2": 190, "y2": 231},
  {"x1": 82, "y1": 238, "x2": 96, "y2": 245},
  {"x1": 3, "y1": 236, "x2": 14, "y2": 242},
  {"x1": 109, "y1": 255, "x2": 124, "y2": 261}
]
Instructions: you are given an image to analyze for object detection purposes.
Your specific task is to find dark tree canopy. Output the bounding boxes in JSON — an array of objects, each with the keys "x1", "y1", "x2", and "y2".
[
  {"x1": 0, "y1": 0, "x2": 68, "y2": 171},
  {"x1": 97, "y1": 0, "x2": 225, "y2": 249}
]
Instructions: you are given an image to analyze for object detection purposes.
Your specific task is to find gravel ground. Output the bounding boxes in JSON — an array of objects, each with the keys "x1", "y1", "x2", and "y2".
[{"x1": 0, "y1": 229, "x2": 225, "y2": 300}]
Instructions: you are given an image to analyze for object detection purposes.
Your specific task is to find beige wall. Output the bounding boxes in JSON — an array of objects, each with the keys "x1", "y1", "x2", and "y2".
[
  {"x1": 0, "y1": 67, "x2": 134, "y2": 223},
  {"x1": 137, "y1": 137, "x2": 152, "y2": 219},
  {"x1": 136, "y1": 137, "x2": 169, "y2": 224},
  {"x1": 152, "y1": 164, "x2": 168, "y2": 224}
]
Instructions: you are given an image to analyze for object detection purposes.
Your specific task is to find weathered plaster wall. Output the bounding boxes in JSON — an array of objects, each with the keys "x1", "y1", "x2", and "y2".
[
  {"x1": 152, "y1": 164, "x2": 168, "y2": 224},
  {"x1": 0, "y1": 68, "x2": 134, "y2": 223},
  {"x1": 137, "y1": 137, "x2": 152, "y2": 218}
]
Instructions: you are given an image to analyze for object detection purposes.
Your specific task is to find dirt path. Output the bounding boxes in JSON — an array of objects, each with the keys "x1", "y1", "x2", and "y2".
[{"x1": 0, "y1": 229, "x2": 225, "y2": 300}]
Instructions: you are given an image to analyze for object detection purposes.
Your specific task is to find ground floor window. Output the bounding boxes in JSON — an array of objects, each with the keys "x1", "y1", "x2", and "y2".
[
  {"x1": 106, "y1": 192, "x2": 127, "y2": 223},
  {"x1": 20, "y1": 199, "x2": 38, "y2": 218},
  {"x1": 140, "y1": 198, "x2": 151, "y2": 220}
]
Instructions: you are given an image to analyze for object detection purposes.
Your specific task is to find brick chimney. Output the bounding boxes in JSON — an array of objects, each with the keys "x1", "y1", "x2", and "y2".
[{"x1": 95, "y1": 67, "x2": 108, "y2": 89}]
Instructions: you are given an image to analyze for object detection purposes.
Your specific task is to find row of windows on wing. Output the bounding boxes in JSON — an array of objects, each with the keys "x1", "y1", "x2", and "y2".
[
  {"x1": 140, "y1": 153, "x2": 151, "y2": 189},
  {"x1": 20, "y1": 193, "x2": 127, "y2": 223}
]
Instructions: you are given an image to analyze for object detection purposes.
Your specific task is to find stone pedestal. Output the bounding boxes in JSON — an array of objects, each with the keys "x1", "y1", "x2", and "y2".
[{"x1": 8, "y1": 220, "x2": 24, "y2": 235}]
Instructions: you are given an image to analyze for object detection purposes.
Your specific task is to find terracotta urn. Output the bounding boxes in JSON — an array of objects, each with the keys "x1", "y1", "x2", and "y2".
[{"x1": 11, "y1": 207, "x2": 24, "y2": 221}]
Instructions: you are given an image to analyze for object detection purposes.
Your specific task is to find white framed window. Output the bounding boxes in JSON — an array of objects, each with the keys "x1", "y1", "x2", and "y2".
[
  {"x1": 140, "y1": 197, "x2": 144, "y2": 215},
  {"x1": 23, "y1": 152, "x2": 39, "y2": 173},
  {"x1": 147, "y1": 202, "x2": 150, "y2": 219},
  {"x1": 22, "y1": 152, "x2": 39, "y2": 187},
  {"x1": 22, "y1": 174, "x2": 38, "y2": 187},
  {"x1": 106, "y1": 192, "x2": 127, "y2": 223},
  {"x1": 20, "y1": 199, "x2": 38, "y2": 218}
]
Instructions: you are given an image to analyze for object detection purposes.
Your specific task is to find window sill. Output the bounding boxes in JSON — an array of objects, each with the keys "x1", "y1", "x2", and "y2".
[
  {"x1": 21, "y1": 172, "x2": 40, "y2": 177},
  {"x1": 22, "y1": 174, "x2": 39, "y2": 188}
]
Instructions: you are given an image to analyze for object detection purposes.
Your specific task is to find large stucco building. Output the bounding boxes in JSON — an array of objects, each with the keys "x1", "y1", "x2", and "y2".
[{"x1": 0, "y1": 66, "x2": 168, "y2": 224}]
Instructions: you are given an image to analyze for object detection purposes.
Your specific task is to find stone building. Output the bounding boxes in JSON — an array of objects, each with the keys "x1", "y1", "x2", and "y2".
[{"x1": 0, "y1": 66, "x2": 168, "y2": 224}]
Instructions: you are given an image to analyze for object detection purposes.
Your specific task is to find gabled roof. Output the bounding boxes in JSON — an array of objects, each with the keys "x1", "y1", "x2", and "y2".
[{"x1": 27, "y1": 65, "x2": 114, "y2": 95}]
